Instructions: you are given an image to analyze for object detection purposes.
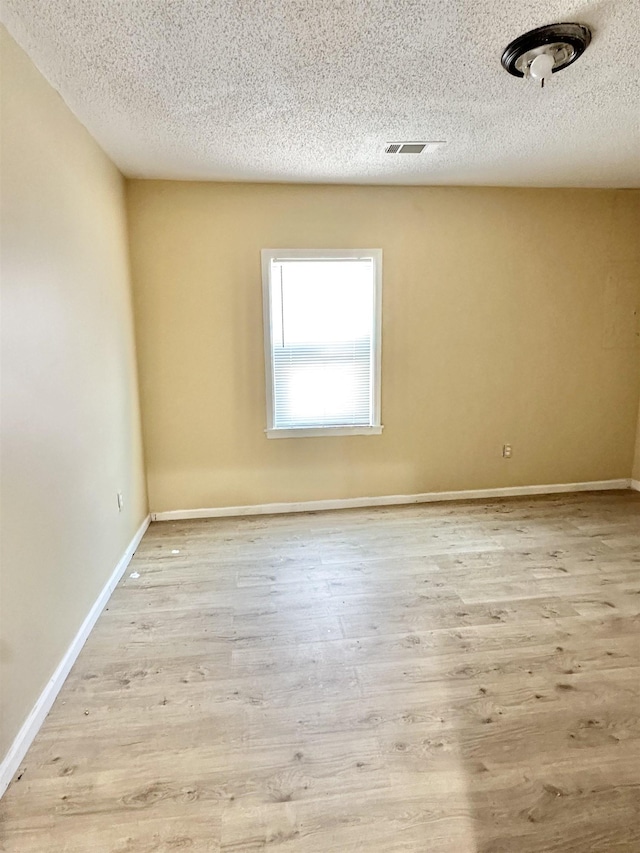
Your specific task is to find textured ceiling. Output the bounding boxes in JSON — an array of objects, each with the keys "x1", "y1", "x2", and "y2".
[{"x1": 2, "y1": 1, "x2": 640, "y2": 186}]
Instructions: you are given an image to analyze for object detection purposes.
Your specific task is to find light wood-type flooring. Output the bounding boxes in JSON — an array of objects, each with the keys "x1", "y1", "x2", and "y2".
[{"x1": 2, "y1": 490, "x2": 639, "y2": 852}]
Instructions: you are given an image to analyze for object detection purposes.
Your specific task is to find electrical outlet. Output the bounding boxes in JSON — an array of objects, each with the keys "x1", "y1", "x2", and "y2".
[
  {"x1": 117, "y1": 492, "x2": 124, "y2": 511},
  {"x1": 502, "y1": 444, "x2": 512, "y2": 459}
]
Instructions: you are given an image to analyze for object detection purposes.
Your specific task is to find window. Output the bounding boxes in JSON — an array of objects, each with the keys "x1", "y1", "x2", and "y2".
[{"x1": 262, "y1": 249, "x2": 383, "y2": 438}]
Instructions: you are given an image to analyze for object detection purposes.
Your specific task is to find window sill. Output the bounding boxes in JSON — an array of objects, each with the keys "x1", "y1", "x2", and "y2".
[{"x1": 265, "y1": 425, "x2": 384, "y2": 439}]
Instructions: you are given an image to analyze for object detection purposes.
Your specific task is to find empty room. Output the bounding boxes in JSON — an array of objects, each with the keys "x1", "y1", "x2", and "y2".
[{"x1": 1, "y1": 1, "x2": 639, "y2": 851}]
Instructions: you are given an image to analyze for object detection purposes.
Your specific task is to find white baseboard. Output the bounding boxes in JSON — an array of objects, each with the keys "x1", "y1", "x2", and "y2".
[
  {"x1": 0, "y1": 514, "x2": 151, "y2": 799},
  {"x1": 631, "y1": 479, "x2": 640, "y2": 492},
  {"x1": 152, "y1": 479, "x2": 632, "y2": 522}
]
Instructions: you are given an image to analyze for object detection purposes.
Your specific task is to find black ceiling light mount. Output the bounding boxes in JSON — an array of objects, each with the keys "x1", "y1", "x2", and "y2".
[{"x1": 501, "y1": 23, "x2": 592, "y2": 87}]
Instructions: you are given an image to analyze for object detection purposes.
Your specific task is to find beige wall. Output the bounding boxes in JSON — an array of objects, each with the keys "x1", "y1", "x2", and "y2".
[
  {"x1": 633, "y1": 397, "x2": 640, "y2": 482},
  {"x1": 0, "y1": 28, "x2": 147, "y2": 758},
  {"x1": 127, "y1": 181, "x2": 640, "y2": 513}
]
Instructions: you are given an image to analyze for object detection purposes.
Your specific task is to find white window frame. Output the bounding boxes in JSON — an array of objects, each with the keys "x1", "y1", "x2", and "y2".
[{"x1": 261, "y1": 248, "x2": 383, "y2": 439}]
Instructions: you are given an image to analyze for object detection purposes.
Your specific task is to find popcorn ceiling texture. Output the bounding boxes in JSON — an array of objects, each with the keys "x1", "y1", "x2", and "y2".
[{"x1": 2, "y1": 1, "x2": 639, "y2": 186}]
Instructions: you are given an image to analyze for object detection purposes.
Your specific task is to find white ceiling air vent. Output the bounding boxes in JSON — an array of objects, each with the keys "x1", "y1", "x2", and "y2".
[{"x1": 385, "y1": 141, "x2": 445, "y2": 154}]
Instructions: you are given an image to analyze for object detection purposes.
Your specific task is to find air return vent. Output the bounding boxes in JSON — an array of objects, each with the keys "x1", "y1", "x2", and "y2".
[{"x1": 385, "y1": 141, "x2": 445, "y2": 154}]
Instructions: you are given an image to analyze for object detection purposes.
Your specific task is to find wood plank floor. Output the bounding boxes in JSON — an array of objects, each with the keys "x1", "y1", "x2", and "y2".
[{"x1": 1, "y1": 490, "x2": 639, "y2": 852}]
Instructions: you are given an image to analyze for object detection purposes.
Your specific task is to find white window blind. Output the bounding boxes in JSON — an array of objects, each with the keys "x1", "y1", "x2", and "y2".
[{"x1": 262, "y1": 250, "x2": 382, "y2": 438}]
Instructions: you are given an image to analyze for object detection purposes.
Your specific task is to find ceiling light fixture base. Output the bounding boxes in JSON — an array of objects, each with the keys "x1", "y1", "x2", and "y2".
[{"x1": 501, "y1": 23, "x2": 592, "y2": 83}]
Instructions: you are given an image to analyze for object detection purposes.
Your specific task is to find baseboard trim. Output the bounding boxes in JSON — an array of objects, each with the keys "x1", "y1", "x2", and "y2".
[
  {"x1": 152, "y1": 480, "x2": 632, "y2": 522},
  {"x1": 0, "y1": 514, "x2": 151, "y2": 799},
  {"x1": 631, "y1": 479, "x2": 640, "y2": 492}
]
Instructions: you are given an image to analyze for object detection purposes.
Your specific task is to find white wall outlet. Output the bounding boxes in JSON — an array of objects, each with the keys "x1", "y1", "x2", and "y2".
[
  {"x1": 117, "y1": 491, "x2": 124, "y2": 511},
  {"x1": 502, "y1": 444, "x2": 512, "y2": 459}
]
